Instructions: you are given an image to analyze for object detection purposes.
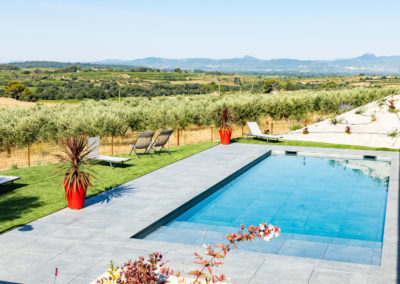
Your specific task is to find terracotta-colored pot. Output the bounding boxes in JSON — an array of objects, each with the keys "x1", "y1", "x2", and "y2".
[
  {"x1": 64, "y1": 183, "x2": 87, "y2": 210},
  {"x1": 219, "y1": 129, "x2": 232, "y2": 145}
]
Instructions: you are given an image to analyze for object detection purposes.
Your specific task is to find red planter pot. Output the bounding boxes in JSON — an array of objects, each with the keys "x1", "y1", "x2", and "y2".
[
  {"x1": 64, "y1": 183, "x2": 87, "y2": 210},
  {"x1": 219, "y1": 129, "x2": 232, "y2": 145}
]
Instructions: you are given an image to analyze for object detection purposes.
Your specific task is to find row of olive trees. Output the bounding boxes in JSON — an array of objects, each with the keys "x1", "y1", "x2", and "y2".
[{"x1": 0, "y1": 87, "x2": 396, "y2": 149}]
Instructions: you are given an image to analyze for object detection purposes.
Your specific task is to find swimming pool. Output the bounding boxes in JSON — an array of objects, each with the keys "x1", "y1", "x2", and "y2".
[{"x1": 144, "y1": 153, "x2": 390, "y2": 265}]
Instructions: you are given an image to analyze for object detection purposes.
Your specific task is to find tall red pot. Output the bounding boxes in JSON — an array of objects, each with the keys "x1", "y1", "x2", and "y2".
[
  {"x1": 64, "y1": 183, "x2": 87, "y2": 210},
  {"x1": 219, "y1": 129, "x2": 232, "y2": 145}
]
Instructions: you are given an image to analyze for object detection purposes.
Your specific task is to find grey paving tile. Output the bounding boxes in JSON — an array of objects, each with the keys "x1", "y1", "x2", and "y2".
[
  {"x1": 0, "y1": 232, "x2": 39, "y2": 257},
  {"x1": 278, "y1": 239, "x2": 328, "y2": 259},
  {"x1": 249, "y1": 258, "x2": 315, "y2": 283},
  {"x1": 324, "y1": 244, "x2": 373, "y2": 265},
  {"x1": 308, "y1": 267, "x2": 368, "y2": 284}
]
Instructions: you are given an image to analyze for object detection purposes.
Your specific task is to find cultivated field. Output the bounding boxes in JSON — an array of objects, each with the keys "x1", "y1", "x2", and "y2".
[{"x1": 0, "y1": 98, "x2": 37, "y2": 108}]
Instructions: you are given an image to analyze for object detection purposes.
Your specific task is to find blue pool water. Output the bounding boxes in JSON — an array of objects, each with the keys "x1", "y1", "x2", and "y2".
[{"x1": 145, "y1": 154, "x2": 390, "y2": 265}]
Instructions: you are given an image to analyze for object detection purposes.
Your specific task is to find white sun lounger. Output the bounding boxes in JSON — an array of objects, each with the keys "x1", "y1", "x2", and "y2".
[
  {"x1": 87, "y1": 137, "x2": 131, "y2": 168},
  {"x1": 0, "y1": 176, "x2": 20, "y2": 185},
  {"x1": 245, "y1": 122, "x2": 283, "y2": 142}
]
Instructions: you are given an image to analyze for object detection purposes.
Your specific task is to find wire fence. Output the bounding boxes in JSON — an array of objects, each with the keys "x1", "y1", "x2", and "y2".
[{"x1": 0, "y1": 122, "x2": 293, "y2": 171}]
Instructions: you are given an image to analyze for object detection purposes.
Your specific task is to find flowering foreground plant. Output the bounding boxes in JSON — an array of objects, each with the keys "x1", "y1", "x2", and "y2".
[{"x1": 98, "y1": 223, "x2": 280, "y2": 284}]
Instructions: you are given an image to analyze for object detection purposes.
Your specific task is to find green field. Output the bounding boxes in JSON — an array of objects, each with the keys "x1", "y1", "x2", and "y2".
[
  {"x1": 2, "y1": 64, "x2": 400, "y2": 102},
  {"x1": 234, "y1": 138, "x2": 400, "y2": 152}
]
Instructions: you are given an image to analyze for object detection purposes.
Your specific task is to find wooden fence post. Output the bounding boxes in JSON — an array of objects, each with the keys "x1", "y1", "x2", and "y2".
[
  {"x1": 271, "y1": 123, "x2": 274, "y2": 135},
  {"x1": 27, "y1": 144, "x2": 31, "y2": 167},
  {"x1": 210, "y1": 127, "x2": 213, "y2": 142},
  {"x1": 111, "y1": 136, "x2": 114, "y2": 155},
  {"x1": 177, "y1": 128, "x2": 180, "y2": 146}
]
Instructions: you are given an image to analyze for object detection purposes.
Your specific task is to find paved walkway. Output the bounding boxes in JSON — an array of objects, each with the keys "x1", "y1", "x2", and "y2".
[
  {"x1": 0, "y1": 144, "x2": 269, "y2": 283},
  {"x1": 0, "y1": 144, "x2": 398, "y2": 283}
]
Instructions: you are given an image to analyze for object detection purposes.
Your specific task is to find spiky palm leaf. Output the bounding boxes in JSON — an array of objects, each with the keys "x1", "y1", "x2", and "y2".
[
  {"x1": 56, "y1": 136, "x2": 95, "y2": 194},
  {"x1": 221, "y1": 106, "x2": 231, "y2": 130}
]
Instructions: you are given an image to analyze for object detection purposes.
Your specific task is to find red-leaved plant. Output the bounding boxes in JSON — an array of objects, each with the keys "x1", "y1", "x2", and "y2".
[
  {"x1": 387, "y1": 94, "x2": 396, "y2": 112},
  {"x1": 221, "y1": 106, "x2": 231, "y2": 131},
  {"x1": 97, "y1": 253, "x2": 169, "y2": 284},
  {"x1": 98, "y1": 223, "x2": 280, "y2": 284},
  {"x1": 56, "y1": 136, "x2": 95, "y2": 195},
  {"x1": 345, "y1": 120, "x2": 351, "y2": 134}
]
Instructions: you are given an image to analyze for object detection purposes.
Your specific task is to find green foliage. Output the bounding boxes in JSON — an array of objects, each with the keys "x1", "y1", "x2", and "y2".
[
  {"x1": 0, "y1": 88, "x2": 395, "y2": 148},
  {"x1": 234, "y1": 137, "x2": 399, "y2": 151},
  {"x1": 330, "y1": 117, "x2": 344, "y2": 125},
  {"x1": 5, "y1": 81, "x2": 30, "y2": 100},
  {"x1": 290, "y1": 124, "x2": 302, "y2": 131},
  {"x1": 387, "y1": 129, "x2": 399, "y2": 138},
  {"x1": 355, "y1": 107, "x2": 365, "y2": 115},
  {"x1": 264, "y1": 79, "x2": 278, "y2": 93},
  {"x1": 56, "y1": 65, "x2": 81, "y2": 73},
  {"x1": 174, "y1": 67, "x2": 182, "y2": 73},
  {"x1": 317, "y1": 81, "x2": 338, "y2": 89}
]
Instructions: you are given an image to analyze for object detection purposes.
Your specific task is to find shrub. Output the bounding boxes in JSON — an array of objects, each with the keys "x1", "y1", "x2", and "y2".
[
  {"x1": 290, "y1": 124, "x2": 302, "y2": 131},
  {"x1": 330, "y1": 117, "x2": 344, "y2": 125},
  {"x1": 355, "y1": 107, "x2": 365, "y2": 115},
  {"x1": 387, "y1": 129, "x2": 399, "y2": 138}
]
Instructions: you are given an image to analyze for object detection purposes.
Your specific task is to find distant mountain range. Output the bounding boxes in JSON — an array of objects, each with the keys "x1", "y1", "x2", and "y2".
[
  {"x1": 7, "y1": 54, "x2": 400, "y2": 75},
  {"x1": 94, "y1": 54, "x2": 400, "y2": 75}
]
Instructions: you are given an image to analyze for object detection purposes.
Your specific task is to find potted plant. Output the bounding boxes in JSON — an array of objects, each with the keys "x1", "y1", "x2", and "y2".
[
  {"x1": 56, "y1": 136, "x2": 95, "y2": 209},
  {"x1": 345, "y1": 120, "x2": 351, "y2": 134},
  {"x1": 265, "y1": 120, "x2": 270, "y2": 134},
  {"x1": 387, "y1": 94, "x2": 396, "y2": 113},
  {"x1": 303, "y1": 119, "x2": 309, "y2": 134},
  {"x1": 219, "y1": 106, "x2": 232, "y2": 145}
]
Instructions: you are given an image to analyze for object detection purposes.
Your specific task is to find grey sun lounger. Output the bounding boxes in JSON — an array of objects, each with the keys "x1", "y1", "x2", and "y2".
[
  {"x1": 87, "y1": 137, "x2": 131, "y2": 168},
  {"x1": 129, "y1": 131, "x2": 155, "y2": 157},
  {"x1": 245, "y1": 122, "x2": 283, "y2": 142},
  {"x1": 150, "y1": 129, "x2": 173, "y2": 154},
  {"x1": 0, "y1": 175, "x2": 20, "y2": 185}
]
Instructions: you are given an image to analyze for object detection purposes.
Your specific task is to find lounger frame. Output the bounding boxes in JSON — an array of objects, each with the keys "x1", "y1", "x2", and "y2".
[{"x1": 88, "y1": 137, "x2": 131, "y2": 168}]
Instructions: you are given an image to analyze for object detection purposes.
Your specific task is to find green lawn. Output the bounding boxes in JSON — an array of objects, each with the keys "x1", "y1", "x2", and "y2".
[
  {"x1": 234, "y1": 137, "x2": 399, "y2": 152},
  {"x1": 0, "y1": 142, "x2": 217, "y2": 233}
]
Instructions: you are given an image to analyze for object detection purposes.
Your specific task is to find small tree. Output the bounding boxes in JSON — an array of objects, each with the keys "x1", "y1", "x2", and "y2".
[
  {"x1": 233, "y1": 77, "x2": 241, "y2": 85},
  {"x1": 5, "y1": 81, "x2": 29, "y2": 100},
  {"x1": 174, "y1": 68, "x2": 182, "y2": 73},
  {"x1": 264, "y1": 79, "x2": 278, "y2": 93}
]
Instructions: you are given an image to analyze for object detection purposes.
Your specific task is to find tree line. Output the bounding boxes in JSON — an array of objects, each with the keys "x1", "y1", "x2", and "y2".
[{"x1": 0, "y1": 87, "x2": 394, "y2": 149}]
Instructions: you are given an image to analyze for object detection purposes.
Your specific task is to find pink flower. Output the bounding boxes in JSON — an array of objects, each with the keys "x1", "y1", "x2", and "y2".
[{"x1": 263, "y1": 234, "x2": 273, "y2": 241}]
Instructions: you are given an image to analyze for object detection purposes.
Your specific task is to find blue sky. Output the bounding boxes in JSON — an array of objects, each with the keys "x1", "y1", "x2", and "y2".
[{"x1": 1, "y1": 0, "x2": 399, "y2": 62}]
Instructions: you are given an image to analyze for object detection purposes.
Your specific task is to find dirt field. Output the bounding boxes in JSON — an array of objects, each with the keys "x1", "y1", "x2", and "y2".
[
  {"x1": 0, "y1": 98, "x2": 37, "y2": 108},
  {"x1": 0, "y1": 98, "x2": 57, "y2": 108}
]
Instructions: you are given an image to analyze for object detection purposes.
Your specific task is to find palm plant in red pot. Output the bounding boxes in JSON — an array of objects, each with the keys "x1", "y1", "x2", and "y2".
[
  {"x1": 57, "y1": 136, "x2": 95, "y2": 210},
  {"x1": 219, "y1": 106, "x2": 232, "y2": 145}
]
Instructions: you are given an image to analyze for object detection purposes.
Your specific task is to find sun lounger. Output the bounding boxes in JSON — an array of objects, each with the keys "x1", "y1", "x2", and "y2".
[
  {"x1": 150, "y1": 129, "x2": 173, "y2": 154},
  {"x1": 129, "y1": 131, "x2": 155, "y2": 157},
  {"x1": 245, "y1": 122, "x2": 283, "y2": 142},
  {"x1": 0, "y1": 175, "x2": 20, "y2": 185},
  {"x1": 87, "y1": 137, "x2": 131, "y2": 168}
]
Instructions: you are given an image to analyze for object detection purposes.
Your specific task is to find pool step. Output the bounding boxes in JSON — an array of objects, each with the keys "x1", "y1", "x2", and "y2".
[{"x1": 146, "y1": 223, "x2": 383, "y2": 266}]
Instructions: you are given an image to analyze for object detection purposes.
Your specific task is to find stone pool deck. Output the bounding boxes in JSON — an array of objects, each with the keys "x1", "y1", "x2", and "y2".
[{"x1": 0, "y1": 143, "x2": 398, "y2": 283}]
